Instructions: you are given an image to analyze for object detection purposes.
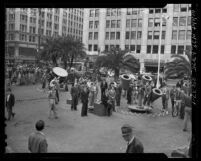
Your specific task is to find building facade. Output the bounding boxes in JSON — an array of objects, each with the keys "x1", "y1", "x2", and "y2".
[
  {"x1": 82, "y1": 4, "x2": 191, "y2": 72},
  {"x1": 5, "y1": 8, "x2": 84, "y2": 64}
]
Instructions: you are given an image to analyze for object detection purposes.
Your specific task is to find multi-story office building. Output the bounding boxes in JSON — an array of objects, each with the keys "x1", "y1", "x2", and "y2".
[
  {"x1": 83, "y1": 4, "x2": 191, "y2": 72},
  {"x1": 5, "y1": 8, "x2": 84, "y2": 64}
]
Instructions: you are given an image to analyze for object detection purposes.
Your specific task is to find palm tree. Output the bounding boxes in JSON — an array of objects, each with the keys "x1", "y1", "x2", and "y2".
[
  {"x1": 164, "y1": 51, "x2": 191, "y2": 79},
  {"x1": 95, "y1": 48, "x2": 140, "y2": 80}
]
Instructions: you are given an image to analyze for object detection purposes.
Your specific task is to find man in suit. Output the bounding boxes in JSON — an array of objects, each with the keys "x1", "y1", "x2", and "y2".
[
  {"x1": 6, "y1": 88, "x2": 15, "y2": 121},
  {"x1": 81, "y1": 85, "x2": 90, "y2": 117},
  {"x1": 28, "y1": 120, "x2": 48, "y2": 153},
  {"x1": 121, "y1": 124, "x2": 144, "y2": 153},
  {"x1": 70, "y1": 83, "x2": 79, "y2": 111},
  {"x1": 100, "y1": 79, "x2": 108, "y2": 101}
]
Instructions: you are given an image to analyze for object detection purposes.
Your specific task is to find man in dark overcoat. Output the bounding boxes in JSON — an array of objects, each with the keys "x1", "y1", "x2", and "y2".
[{"x1": 6, "y1": 88, "x2": 15, "y2": 121}]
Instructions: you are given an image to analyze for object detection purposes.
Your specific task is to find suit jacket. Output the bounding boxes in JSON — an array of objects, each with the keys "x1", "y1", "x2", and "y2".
[
  {"x1": 101, "y1": 82, "x2": 108, "y2": 91},
  {"x1": 126, "y1": 137, "x2": 144, "y2": 153},
  {"x1": 28, "y1": 131, "x2": 48, "y2": 153},
  {"x1": 6, "y1": 94, "x2": 15, "y2": 108}
]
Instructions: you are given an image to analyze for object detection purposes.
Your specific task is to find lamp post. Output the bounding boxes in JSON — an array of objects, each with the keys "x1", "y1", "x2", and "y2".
[{"x1": 156, "y1": 14, "x2": 169, "y2": 89}]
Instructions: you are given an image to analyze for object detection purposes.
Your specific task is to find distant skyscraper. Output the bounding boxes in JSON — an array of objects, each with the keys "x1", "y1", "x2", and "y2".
[
  {"x1": 83, "y1": 4, "x2": 191, "y2": 72},
  {"x1": 5, "y1": 8, "x2": 84, "y2": 64}
]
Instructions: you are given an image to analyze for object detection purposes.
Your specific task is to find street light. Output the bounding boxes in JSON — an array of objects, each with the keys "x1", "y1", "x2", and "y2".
[{"x1": 156, "y1": 14, "x2": 169, "y2": 89}]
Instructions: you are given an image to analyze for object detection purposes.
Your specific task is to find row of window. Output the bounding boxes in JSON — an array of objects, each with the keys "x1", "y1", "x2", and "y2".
[
  {"x1": 147, "y1": 31, "x2": 166, "y2": 40},
  {"x1": 105, "y1": 32, "x2": 120, "y2": 40},
  {"x1": 88, "y1": 32, "x2": 98, "y2": 40},
  {"x1": 106, "y1": 8, "x2": 121, "y2": 16},
  {"x1": 173, "y1": 4, "x2": 191, "y2": 12},
  {"x1": 173, "y1": 16, "x2": 191, "y2": 27},
  {"x1": 126, "y1": 8, "x2": 143, "y2": 15},
  {"x1": 125, "y1": 31, "x2": 142, "y2": 39},
  {"x1": 89, "y1": 9, "x2": 99, "y2": 17},
  {"x1": 149, "y1": 8, "x2": 167, "y2": 14},
  {"x1": 126, "y1": 19, "x2": 142, "y2": 28},
  {"x1": 89, "y1": 21, "x2": 99, "y2": 29},
  {"x1": 172, "y1": 30, "x2": 191, "y2": 40},
  {"x1": 171, "y1": 45, "x2": 191, "y2": 54},
  {"x1": 106, "y1": 20, "x2": 121, "y2": 28}
]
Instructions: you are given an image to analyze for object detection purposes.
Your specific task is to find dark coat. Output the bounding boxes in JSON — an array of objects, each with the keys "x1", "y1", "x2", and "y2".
[
  {"x1": 81, "y1": 90, "x2": 89, "y2": 104},
  {"x1": 28, "y1": 132, "x2": 48, "y2": 153},
  {"x1": 101, "y1": 81, "x2": 108, "y2": 91},
  {"x1": 126, "y1": 137, "x2": 144, "y2": 153},
  {"x1": 6, "y1": 94, "x2": 15, "y2": 108}
]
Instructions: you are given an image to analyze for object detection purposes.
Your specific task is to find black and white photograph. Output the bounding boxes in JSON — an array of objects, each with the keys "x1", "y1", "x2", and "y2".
[{"x1": 4, "y1": 4, "x2": 196, "y2": 158}]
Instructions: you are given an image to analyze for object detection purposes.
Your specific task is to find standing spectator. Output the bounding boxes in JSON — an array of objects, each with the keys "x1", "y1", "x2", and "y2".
[
  {"x1": 94, "y1": 80, "x2": 99, "y2": 102},
  {"x1": 127, "y1": 84, "x2": 133, "y2": 105},
  {"x1": 5, "y1": 88, "x2": 15, "y2": 121},
  {"x1": 170, "y1": 86, "x2": 177, "y2": 117},
  {"x1": 100, "y1": 79, "x2": 108, "y2": 101},
  {"x1": 41, "y1": 73, "x2": 46, "y2": 91},
  {"x1": 121, "y1": 124, "x2": 144, "y2": 153},
  {"x1": 180, "y1": 89, "x2": 186, "y2": 120},
  {"x1": 28, "y1": 120, "x2": 48, "y2": 153},
  {"x1": 175, "y1": 86, "x2": 182, "y2": 117},
  {"x1": 161, "y1": 84, "x2": 169, "y2": 115},
  {"x1": 115, "y1": 81, "x2": 122, "y2": 107},
  {"x1": 81, "y1": 85, "x2": 89, "y2": 117},
  {"x1": 48, "y1": 85, "x2": 58, "y2": 119},
  {"x1": 183, "y1": 94, "x2": 192, "y2": 132},
  {"x1": 143, "y1": 82, "x2": 152, "y2": 107},
  {"x1": 137, "y1": 79, "x2": 144, "y2": 108},
  {"x1": 107, "y1": 84, "x2": 116, "y2": 114},
  {"x1": 88, "y1": 82, "x2": 96, "y2": 108},
  {"x1": 70, "y1": 83, "x2": 79, "y2": 111}
]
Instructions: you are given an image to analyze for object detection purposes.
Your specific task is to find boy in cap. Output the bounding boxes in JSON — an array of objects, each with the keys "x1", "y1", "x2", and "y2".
[
  {"x1": 121, "y1": 124, "x2": 144, "y2": 153},
  {"x1": 28, "y1": 120, "x2": 48, "y2": 153}
]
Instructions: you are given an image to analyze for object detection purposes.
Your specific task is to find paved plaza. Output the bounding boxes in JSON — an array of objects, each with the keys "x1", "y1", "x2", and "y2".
[{"x1": 5, "y1": 82, "x2": 191, "y2": 156}]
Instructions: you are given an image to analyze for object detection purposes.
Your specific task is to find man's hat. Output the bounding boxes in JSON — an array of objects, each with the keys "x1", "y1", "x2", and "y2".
[{"x1": 121, "y1": 124, "x2": 133, "y2": 135}]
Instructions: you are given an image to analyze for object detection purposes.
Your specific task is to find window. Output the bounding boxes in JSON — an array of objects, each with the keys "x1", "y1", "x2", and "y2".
[
  {"x1": 154, "y1": 18, "x2": 160, "y2": 27},
  {"x1": 130, "y1": 45, "x2": 135, "y2": 51},
  {"x1": 180, "y1": 4, "x2": 187, "y2": 12},
  {"x1": 188, "y1": 4, "x2": 191, "y2": 11},
  {"x1": 186, "y1": 30, "x2": 191, "y2": 40},
  {"x1": 147, "y1": 45, "x2": 151, "y2": 54},
  {"x1": 187, "y1": 16, "x2": 191, "y2": 26},
  {"x1": 105, "y1": 32, "x2": 109, "y2": 40},
  {"x1": 94, "y1": 32, "x2": 98, "y2": 40},
  {"x1": 155, "y1": 8, "x2": 161, "y2": 13},
  {"x1": 173, "y1": 17, "x2": 178, "y2": 26},
  {"x1": 127, "y1": 8, "x2": 132, "y2": 15},
  {"x1": 117, "y1": 9, "x2": 121, "y2": 16},
  {"x1": 105, "y1": 45, "x2": 109, "y2": 51},
  {"x1": 132, "y1": 9, "x2": 138, "y2": 15},
  {"x1": 154, "y1": 31, "x2": 159, "y2": 39},
  {"x1": 186, "y1": 45, "x2": 191, "y2": 53},
  {"x1": 116, "y1": 32, "x2": 120, "y2": 40},
  {"x1": 162, "y1": 31, "x2": 166, "y2": 39},
  {"x1": 148, "y1": 18, "x2": 153, "y2": 27},
  {"x1": 95, "y1": 9, "x2": 99, "y2": 17},
  {"x1": 161, "y1": 45, "x2": 165, "y2": 54},
  {"x1": 9, "y1": 14, "x2": 15, "y2": 21},
  {"x1": 110, "y1": 32, "x2": 115, "y2": 40},
  {"x1": 172, "y1": 30, "x2": 177, "y2": 40},
  {"x1": 89, "y1": 9, "x2": 94, "y2": 17},
  {"x1": 178, "y1": 30, "x2": 185, "y2": 40},
  {"x1": 131, "y1": 31, "x2": 136, "y2": 39},
  {"x1": 110, "y1": 45, "x2": 114, "y2": 50},
  {"x1": 117, "y1": 20, "x2": 121, "y2": 28},
  {"x1": 8, "y1": 23, "x2": 15, "y2": 30},
  {"x1": 137, "y1": 31, "x2": 142, "y2": 39},
  {"x1": 152, "y1": 45, "x2": 158, "y2": 54},
  {"x1": 174, "y1": 4, "x2": 180, "y2": 12},
  {"x1": 125, "y1": 31, "x2": 130, "y2": 39},
  {"x1": 111, "y1": 20, "x2": 116, "y2": 28},
  {"x1": 125, "y1": 45, "x2": 129, "y2": 51},
  {"x1": 88, "y1": 32, "x2": 93, "y2": 40},
  {"x1": 136, "y1": 45, "x2": 141, "y2": 53},
  {"x1": 88, "y1": 44, "x2": 92, "y2": 51},
  {"x1": 94, "y1": 21, "x2": 99, "y2": 28},
  {"x1": 162, "y1": 17, "x2": 167, "y2": 26},
  {"x1": 111, "y1": 8, "x2": 116, "y2": 16},
  {"x1": 8, "y1": 33, "x2": 14, "y2": 40},
  {"x1": 131, "y1": 19, "x2": 137, "y2": 27},
  {"x1": 94, "y1": 45, "x2": 98, "y2": 51},
  {"x1": 106, "y1": 20, "x2": 110, "y2": 28},
  {"x1": 126, "y1": 19, "x2": 130, "y2": 28},
  {"x1": 179, "y1": 17, "x2": 186, "y2": 26},
  {"x1": 148, "y1": 31, "x2": 152, "y2": 39},
  {"x1": 171, "y1": 45, "x2": 176, "y2": 54},
  {"x1": 149, "y1": 9, "x2": 154, "y2": 14},
  {"x1": 138, "y1": 19, "x2": 142, "y2": 27},
  {"x1": 178, "y1": 45, "x2": 184, "y2": 54},
  {"x1": 106, "y1": 8, "x2": 110, "y2": 16},
  {"x1": 162, "y1": 8, "x2": 167, "y2": 13}
]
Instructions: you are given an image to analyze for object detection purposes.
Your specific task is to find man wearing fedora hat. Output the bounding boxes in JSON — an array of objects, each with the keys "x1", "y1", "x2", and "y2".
[
  {"x1": 121, "y1": 124, "x2": 144, "y2": 153},
  {"x1": 5, "y1": 88, "x2": 15, "y2": 121}
]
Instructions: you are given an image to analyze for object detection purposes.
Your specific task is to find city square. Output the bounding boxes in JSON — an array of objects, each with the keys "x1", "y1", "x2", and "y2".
[{"x1": 5, "y1": 6, "x2": 192, "y2": 157}]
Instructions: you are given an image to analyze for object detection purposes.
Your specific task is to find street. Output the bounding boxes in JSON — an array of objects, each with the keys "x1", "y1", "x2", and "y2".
[{"x1": 5, "y1": 83, "x2": 191, "y2": 156}]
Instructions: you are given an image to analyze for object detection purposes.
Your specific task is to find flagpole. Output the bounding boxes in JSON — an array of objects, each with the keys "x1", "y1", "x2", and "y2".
[{"x1": 156, "y1": 15, "x2": 163, "y2": 89}]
